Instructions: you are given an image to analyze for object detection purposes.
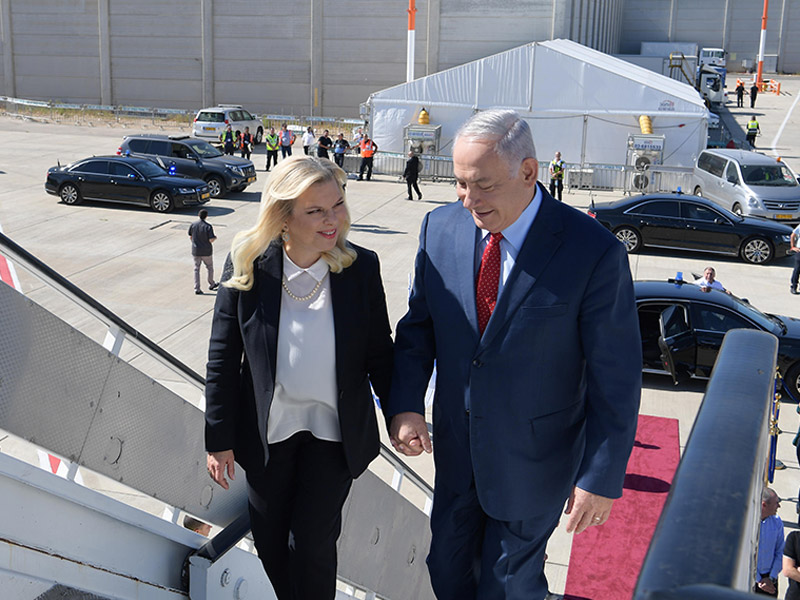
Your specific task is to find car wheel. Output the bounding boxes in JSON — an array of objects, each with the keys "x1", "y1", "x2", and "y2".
[
  {"x1": 59, "y1": 183, "x2": 81, "y2": 205},
  {"x1": 732, "y1": 203, "x2": 744, "y2": 216},
  {"x1": 150, "y1": 190, "x2": 174, "y2": 213},
  {"x1": 254, "y1": 127, "x2": 263, "y2": 145},
  {"x1": 613, "y1": 226, "x2": 642, "y2": 253},
  {"x1": 693, "y1": 186, "x2": 703, "y2": 197},
  {"x1": 206, "y1": 176, "x2": 224, "y2": 198},
  {"x1": 740, "y1": 237, "x2": 772, "y2": 264},
  {"x1": 785, "y1": 363, "x2": 800, "y2": 402}
]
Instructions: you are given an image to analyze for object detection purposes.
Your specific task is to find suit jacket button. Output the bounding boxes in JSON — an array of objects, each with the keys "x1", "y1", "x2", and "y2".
[{"x1": 472, "y1": 359, "x2": 482, "y2": 368}]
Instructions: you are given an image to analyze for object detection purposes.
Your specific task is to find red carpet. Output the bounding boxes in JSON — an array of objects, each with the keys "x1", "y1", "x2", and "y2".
[{"x1": 562, "y1": 415, "x2": 680, "y2": 600}]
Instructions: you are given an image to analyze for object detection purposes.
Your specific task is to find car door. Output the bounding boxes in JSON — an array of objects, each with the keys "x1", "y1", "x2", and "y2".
[
  {"x1": 658, "y1": 304, "x2": 696, "y2": 385},
  {"x1": 689, "y1": 302, "x2": 756, "y2": 377},
  {"x1": 168, "y1": 142, "x2": 203, "y2": 179},
  {"x1": 71, "y1": 160, "x2": 111, "y2": 199},
  {"x1": 108, "y1": 161, "x2": 148, "y2": 205},
  {"x1": 679, "y1": 201, "x2": 739, "y2": 254},
  {"x1": 625, "y1": 199, "x2": 683, "y2": 247}
]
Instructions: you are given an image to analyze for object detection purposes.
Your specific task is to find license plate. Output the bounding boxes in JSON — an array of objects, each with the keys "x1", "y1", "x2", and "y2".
[
  {"x1": 775, "y1": 214, "x2": 793, "y2": 220},
  {"x1": 203, "y1": 127, "x2": 215, "y2": 131},
  {"x1": 247, "y1": 176, "x2": 256, "y2": 183},
  {"x1": 201, "y1": 193, "x2": 210, "y2": 200}
]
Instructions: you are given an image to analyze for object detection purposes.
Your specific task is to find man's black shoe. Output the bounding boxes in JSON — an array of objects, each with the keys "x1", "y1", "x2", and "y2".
[
  {"x1": 195, "y1": 290, "x2": 203, "y2": 295},
  {"x1": 792, "y1": 287, "x2": 799, "y2": 295},
  {"x1": 209, "y1": 283, "x2": 219, "y2": 291}
]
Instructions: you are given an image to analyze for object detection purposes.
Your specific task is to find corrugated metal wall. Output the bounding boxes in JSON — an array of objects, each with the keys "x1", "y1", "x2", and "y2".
[
  {"x1": 620, "y1": 0, "x2": 799, "y2": 73},
  {"x1": 0, "y1": 0, "x2": 796, "y2": 118}
]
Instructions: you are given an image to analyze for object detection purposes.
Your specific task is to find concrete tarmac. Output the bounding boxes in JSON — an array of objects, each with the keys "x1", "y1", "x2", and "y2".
[{"x1": 2, "y1": 76, "x2": 800, "y2": 596}]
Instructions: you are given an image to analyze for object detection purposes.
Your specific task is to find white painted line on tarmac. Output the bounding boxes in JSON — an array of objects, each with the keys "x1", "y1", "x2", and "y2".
[{"x1": 770, "y1": 90, "x2": 800, "y2": 157}]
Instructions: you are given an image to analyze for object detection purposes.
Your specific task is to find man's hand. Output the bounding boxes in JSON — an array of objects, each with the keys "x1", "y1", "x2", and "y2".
[
  {"x1": 389, "y1": 412, "x2": 432, "y2": 456},
  {"x1": 564, "y1": 486, "x2": 614, "y2": 534},
  {"x1": 757, "y1": 577, "x2": 777, "y2": 595},
  {"x1": 207, "y1": 450, "x2": 235, "y2": 490}
]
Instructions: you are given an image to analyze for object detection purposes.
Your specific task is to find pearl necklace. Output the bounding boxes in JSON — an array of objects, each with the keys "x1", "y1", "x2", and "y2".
[{"x1": 282, "y1": 275, "x2": 322, "y2": 302}]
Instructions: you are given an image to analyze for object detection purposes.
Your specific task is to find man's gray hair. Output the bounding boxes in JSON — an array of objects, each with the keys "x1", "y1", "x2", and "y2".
[
  {"x1": 762, "y1": 487, "x2": 778, "y2": 502},
  {"x1": 454, "y1": 109, "x2": 537, "y2": 171}
]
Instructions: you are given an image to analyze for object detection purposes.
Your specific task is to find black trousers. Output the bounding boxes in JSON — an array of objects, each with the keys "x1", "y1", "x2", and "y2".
[
  {"x1": 266, "y1": 150, "x2": 278, "y2": 171},
  {"x1": 406, "y1": 176, "x2": 421, "y2": 199},
  {"x1": 791, "y1": 251, "x2": 800, "y2": 289},
  {"x1": 334, "y1": 153, "x2": 345, "y2": 168},
  {"x1": 549, "y1": 178, "x2": 563, "y2": 201},
  {"x1": 737, "y1": 93, "x2": 744, "y2": 107},
  {"x1": 359, "y1": 156, "x2": 374, "y2": 180},
  {"x1": 247, "y1": 432, "x2": 352, "y2": 600},
  {"x1": 281, "y1": 145, "x2": 293, "y2": 158}
]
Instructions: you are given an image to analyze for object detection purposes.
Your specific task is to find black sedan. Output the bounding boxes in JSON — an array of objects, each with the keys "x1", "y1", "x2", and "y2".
[
  {"x1": 588, "y1": 193, "x2": 793, "y2": 264},
  {"x1": 45, "y1": 155, "x2": 210, "y2": 213},
  {"x1": 637, "y1": 279, "x2": 800, "y2": 400}
]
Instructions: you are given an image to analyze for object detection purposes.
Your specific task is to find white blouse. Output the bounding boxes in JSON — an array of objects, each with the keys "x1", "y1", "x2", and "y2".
[{"x1": 267, "y1": 251, "x2": 340, "y2": 444}]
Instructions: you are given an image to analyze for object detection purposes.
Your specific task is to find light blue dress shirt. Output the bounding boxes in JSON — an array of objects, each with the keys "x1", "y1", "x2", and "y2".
[
  {"x1": 756, "y1": 514, "x2": 785, "y2": 579},
  {"x1": 474, "y1": 185, "x2": 543, "y2": 297}
]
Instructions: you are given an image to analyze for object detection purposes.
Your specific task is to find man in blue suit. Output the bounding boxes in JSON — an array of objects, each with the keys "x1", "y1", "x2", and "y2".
[{"x1": 385, "y1": 109, "x2": 641, "y2": 599}]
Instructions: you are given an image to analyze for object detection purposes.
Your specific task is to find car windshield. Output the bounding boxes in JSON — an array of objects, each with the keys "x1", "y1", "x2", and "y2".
[
  {"x1": 196, "y1": 112, "x2": 224, "y2": 123},
  {"x1": 186, "y1": 139, "x2": 223, "y2": 158},
  {"x1": 135, "y1": 160, "x2": 168, "y2": 178},
  {"x1": 741, "y1": 163, "x2": 798, "y2": 187},
  {"x1": 730, "y1": 295, "x2": 783, "y2": 333}
]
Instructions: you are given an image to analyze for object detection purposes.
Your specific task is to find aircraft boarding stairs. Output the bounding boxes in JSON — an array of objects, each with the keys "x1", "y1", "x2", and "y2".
[{"x1": 0, "y1": 231, "x2": 435, "y2": 600}]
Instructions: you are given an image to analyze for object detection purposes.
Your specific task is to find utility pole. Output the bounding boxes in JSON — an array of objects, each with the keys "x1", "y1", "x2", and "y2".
[
  {"x1": 407, "y1": 0, "x2": 417, "y2": 82},
  {"x1": 756, "y1": 0, "x2": 769, "y2": 86}
]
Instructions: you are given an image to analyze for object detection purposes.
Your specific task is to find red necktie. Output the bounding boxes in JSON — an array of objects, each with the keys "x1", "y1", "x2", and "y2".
[{"x1": 476, "y1": 232, "x2": 503, "y2": 335}]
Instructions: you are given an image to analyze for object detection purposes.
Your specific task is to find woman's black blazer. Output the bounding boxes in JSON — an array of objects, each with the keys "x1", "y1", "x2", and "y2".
[{"x1": 204, "y1": 241, "x2": 393, "y2": 478}]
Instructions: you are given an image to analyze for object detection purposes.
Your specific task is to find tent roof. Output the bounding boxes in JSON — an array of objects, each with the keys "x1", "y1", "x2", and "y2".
[{"x1": 369, "y1": 38, "x2": 706, "y2": 116}]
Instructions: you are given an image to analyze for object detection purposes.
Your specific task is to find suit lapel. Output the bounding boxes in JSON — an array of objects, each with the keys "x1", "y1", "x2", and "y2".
[
  {"x1": 480, "y1": 186, "x2": 564, "y2": 350},
  {"x1": 454, "y1": 209, "x2": 481, "y2": 336},
  {"x1": 329, "y1": 264, "x2": 352, "y2": 394},
  {"x1": 258, "y1": 241, "x2": 283, "y2": 382}
]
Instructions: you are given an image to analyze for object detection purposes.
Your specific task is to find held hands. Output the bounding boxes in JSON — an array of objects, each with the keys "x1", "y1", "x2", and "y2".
[
  {"x1": 564, "y1": 486, "x2": 614, "y2": 534},
  {"x1": 389, "y1": 412, "x2": 432, "y2": 456},
  {"x1": 207, "y1": 450, "x2": 235, "y2": 490},
  {"x1": 758, "y1": 578, "x2": 777, "y2": 595}
]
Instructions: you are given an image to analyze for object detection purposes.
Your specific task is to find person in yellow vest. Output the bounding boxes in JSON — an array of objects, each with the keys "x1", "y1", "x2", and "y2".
[
  {"x1": 549, "y1": 151, "x2": 565, "y2": 201},
  {"x1": 747, "y1": 116, "x2": 760, "y2": 148},
  {"x1": 358, "y1": 135, "x2": 378, "y2": 181},
  {"x1": 220, "y1": 125, "x2": 236, "y2": 156},
  {"x1": 265, "y1": 127, "x2": 280, "y2": 171}
]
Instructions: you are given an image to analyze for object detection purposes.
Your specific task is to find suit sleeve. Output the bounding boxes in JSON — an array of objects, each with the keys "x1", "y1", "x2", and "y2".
[
  {"x1": 575, "y1": 240, "x2": 642, "y2": 498},
  {"x1": 384, "y1": 213, "x2": 436, "y2": 419},
  {"x1": 204, "y1": 255, "x2": 244, "y2": 453},
  {"x1": 365, "y1": 252, "x2": 394, "y2": 407}
]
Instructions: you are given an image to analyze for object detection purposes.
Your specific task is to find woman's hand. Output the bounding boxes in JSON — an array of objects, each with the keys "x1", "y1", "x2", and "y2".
[{"x1": 207, "y1": 450, "x2": 235, "y2": 490}]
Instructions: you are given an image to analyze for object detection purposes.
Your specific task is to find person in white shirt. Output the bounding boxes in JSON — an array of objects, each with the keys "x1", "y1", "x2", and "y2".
[
  {"x1": 205, "y1": 156, "x2": 393, "y2": 600},
  {"x1": 694, "y1": 266, "x2": 728, "y2": 294},
  {"x1": 301, "y1": 126, "x2": 315, "y2": 155}
]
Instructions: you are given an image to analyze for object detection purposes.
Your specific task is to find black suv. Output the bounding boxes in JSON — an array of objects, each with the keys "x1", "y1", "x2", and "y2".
[{"x1": 117, "y1": 134, "x2": 256, "y2": 198}]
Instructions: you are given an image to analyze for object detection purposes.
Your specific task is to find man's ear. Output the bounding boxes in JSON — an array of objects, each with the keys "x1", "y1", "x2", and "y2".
[{"x1": 520, "y1": 157, "x2": 539, "y2": 186}]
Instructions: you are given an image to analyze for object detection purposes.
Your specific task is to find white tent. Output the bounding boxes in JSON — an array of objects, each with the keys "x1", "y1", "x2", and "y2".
[{"x1": 367, "y1": 39, "x2": 708, "y2": 169}]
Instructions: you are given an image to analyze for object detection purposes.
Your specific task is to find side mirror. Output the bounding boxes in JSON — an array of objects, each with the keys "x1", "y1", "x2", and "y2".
[
  {"x1": 727, "y1": 176, "x2": 738, "y2": 185},
  {"x1": 714, "y1": 217, "x2": 725, "y2": 225}
]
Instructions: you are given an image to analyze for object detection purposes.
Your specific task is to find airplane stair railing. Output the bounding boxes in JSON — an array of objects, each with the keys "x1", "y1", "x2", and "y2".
[{"x1": 0, "y1": 231, "x2": 435, "y2": 600}]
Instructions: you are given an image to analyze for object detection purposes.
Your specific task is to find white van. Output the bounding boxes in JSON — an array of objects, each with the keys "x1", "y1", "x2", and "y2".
[{"x1": 692, "y1": 149, "x2": 800, "y2": 222}]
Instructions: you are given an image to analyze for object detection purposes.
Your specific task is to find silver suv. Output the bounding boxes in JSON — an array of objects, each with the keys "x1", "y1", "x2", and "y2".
[
  {"x1": 192, "y1": 105, "x2": 263, "y2": 145},
  {"x1": 693, "y1": 149, "x2": 800, "y2": 222}
]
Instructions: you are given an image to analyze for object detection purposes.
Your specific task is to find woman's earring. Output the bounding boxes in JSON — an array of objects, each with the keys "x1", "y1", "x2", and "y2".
[{"x1": 281, "y1": 228, "x2": 289, "y2": 242}]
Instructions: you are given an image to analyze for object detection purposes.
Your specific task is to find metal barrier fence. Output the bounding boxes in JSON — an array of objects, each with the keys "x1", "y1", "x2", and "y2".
[
  {"x1": 1, "y1": 95, "x2": 365, "y2": 134},
  {"x1": 563, "y1": 162, "x2": 694, "y2": 195},
  {"x1": 633, "y1": 329, "x2": 779, "y2": 599},
  {"x1": 351, "y1": 153, "x2": 694, "y2": 195}
]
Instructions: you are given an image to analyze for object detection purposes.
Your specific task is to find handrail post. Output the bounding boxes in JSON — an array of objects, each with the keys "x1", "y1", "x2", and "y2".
[{"x1": 634, "y1": 329, "x2": 778, "y2": 598}]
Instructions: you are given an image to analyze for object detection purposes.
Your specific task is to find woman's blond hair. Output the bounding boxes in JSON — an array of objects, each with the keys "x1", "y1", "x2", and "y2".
[{"x1": 225, "y1": 156, "x2": 356, "y2": 291}]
